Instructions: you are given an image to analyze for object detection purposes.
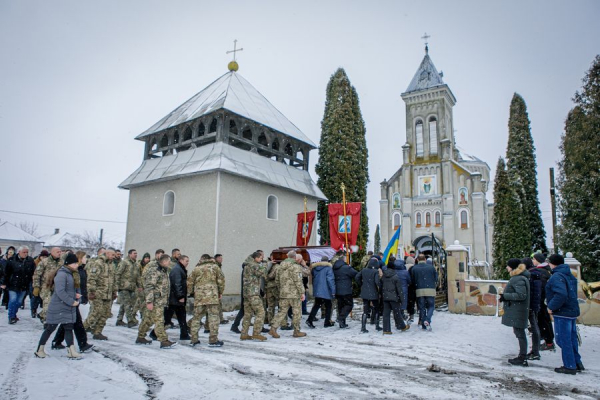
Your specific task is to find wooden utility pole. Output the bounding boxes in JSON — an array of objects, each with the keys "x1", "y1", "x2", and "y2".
[
  {"x1": 99, "y1": 228, "x2": 104, "y2": 248},
  {"x1": 549, "y1": 168, "x2": 558, "y2": 254}
]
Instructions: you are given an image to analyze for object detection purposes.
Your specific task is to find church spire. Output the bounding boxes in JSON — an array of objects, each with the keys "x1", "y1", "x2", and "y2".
[
  {"x1": 421, "y1": 32, "x2": 430, "y2": 55},
  {"x1": 226, "y1": 39, "x2": 243, "y2": 72}
]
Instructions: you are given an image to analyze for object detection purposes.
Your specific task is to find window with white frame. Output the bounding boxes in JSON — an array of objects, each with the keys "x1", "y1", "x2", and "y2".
[
  {"x1": 416, "y1": 212, "x2": 422, "y2": 227},
  {"x1": 429, "y1": 117, "x2": 438, "y2": 155},
  {"x1": 435, "y1": 211, "x2": 441, "y2": 226},
  {"x1": 163, "y1": 191, "x2": 175, "y2": 216},
  {"x1": 415, "y1": 120, "x2": 424, "y2": 157},
  {"x1": 459, "y1": 209, "x2": 469, "y2": 229},
  {"x1": 267, "y1": 195, "x2": 278, "y2": 220},
  {"x1": 393, "y1": 212, "x2": 401, "y2": 230}
]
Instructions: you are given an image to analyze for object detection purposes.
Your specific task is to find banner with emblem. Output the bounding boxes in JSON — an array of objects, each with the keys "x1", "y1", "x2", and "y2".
[
  {"x1": 327, "y1": 202, "x2": 362, "y2": 251},
  {"x1": 296, "y1": 211, "x2": 316, "y2": 246}
]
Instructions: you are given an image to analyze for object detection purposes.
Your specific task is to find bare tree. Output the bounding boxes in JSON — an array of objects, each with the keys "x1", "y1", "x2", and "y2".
[{"x1": 18, "y1": 221, "x2": 40, "y2": 237}]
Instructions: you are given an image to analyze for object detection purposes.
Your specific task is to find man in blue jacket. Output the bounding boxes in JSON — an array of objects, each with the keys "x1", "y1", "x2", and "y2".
[
  {"x1": 545, "y1": 254, "x2": 583, "y2": 375},
  {"x1": 306, "y1": 256, "x2": 336, "y2": 328},
  {"x1": 410, "y1": 254, "x2": 438, "y2": 331}
]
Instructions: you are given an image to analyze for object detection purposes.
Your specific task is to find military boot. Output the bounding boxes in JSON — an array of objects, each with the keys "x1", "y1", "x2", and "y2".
[
  {"x1": 135, "y1": 337, "x2": 152, "y2": 345},
  {"x1": 116, "y1": 320, "x2": 127, "y2": 327},
  {"x1": 160, "y1": 340, "x2": 178, "y2": 349},
  {"x1": 251, "y1": 331, "x2": 267, "y2": 341},
  {"x1": 93, "y1": 333, "x2": 108, "y2": 341},
  {"x1": 293, "y1": 330, "x2": 306, "y2": 338},
  {"x1": 127, "y1": 320, "x2": 139, "y2": 328},
  {"x1": 360, "y1": 314, "x2": 369, "y2": 333},
  {"x1": 240, "y1": 332, "x2": 252, "y2": 340},
  {"x1": 67, "y1": 345, "x2": 82, "y2": 360},
  {"x1": 34, "y1": 345, "x2": 48, "y2": 358},
  {"x1": 268, "y1": 327, "x2": 280, "y2": 338}
]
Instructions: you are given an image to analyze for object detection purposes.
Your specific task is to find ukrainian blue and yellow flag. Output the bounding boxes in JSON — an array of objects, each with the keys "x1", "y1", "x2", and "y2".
[{"x1": 383, "y1": 225, "x2": 401, "y2": 265}]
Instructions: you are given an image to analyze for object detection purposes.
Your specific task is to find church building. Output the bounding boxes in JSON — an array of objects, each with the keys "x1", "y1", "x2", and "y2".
[
  {"x1": 119, "y1": 60, "x2": 325, "y2": 306},
  {"x1": 380, "y1": 46, "x2": 493, "y2": 265}
]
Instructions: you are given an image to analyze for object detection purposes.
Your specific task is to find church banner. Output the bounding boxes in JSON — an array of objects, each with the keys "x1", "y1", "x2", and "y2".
[
  {"x1": 296, "y1": 211, "x2": 316, "y2": 246},
  {"x1": 328, "y1": 202, "x2": 362, "y2": 251}
]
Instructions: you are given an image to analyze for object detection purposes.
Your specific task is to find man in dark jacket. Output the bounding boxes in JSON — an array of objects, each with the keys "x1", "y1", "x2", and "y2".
[
  {"x1": 524, "y1": 258, "x2": 542, "y2": 360},
  {"x1": 410, "y1": 254, "x2": 438, "y2": 331},
  {"x1": 533, "y1": 253, "x2": 555, "y2": 350},
  {"x1": 307, "y1": 257, "x2": 336, "y2": 329},
  {"x1": 0, "y1": 246, "x2": 35, "y2": 324},
  {"x1": 381, "y1": 258, "x2": 409, "y2": 334},
  {"x1": 332, "y1": 255, "x2": 357, "y2": 329},
  {"x1": 546, "y1": 254, "x2": 583, "y2": 375},
  {"x1": 165, "y1": 255, "x2": 190, "y2": 340},
  {"x1": 356, "y1": 258, "x2": 381, "y2": 333}
]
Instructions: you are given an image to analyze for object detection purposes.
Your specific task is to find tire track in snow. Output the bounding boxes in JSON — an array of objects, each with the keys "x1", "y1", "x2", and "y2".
[{"x1": 1, "y1": 351, "x2": 29, "y2": 400}]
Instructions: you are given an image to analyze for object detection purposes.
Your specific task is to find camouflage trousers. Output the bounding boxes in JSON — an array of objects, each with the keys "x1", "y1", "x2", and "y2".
[
  {"x1": 265, "y1": 288, "x2": 279, "y2": 324},
  {"x1": 85, "y1": 299, "x2": 112, "y2": 334},
  {"x1": 116, "y1": 290, "x2": 139, "y2": 323},
  {"x1": 202, "y1": 299, "x2": 225, "y2": 331},
  {"x1": 190, "y1": 304, "x2": 219, "y2": 343},
  {"x1": 242, "y1": 296, "x2": 265, "y2": 335},
  {"x1": 138, "y1": 305, "x2": 168, "y2": 342},
  {"x1": 136, "y1": 291, "x2": 145, "y2": 316},
  {"x1": 271, "y1": 298, "x2": 301, "y2": 330},
  {"x1": 39, "y1": 289, "x2": 53, "y2": 321}
]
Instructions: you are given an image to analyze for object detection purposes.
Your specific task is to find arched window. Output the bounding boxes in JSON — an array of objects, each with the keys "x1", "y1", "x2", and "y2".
[
  {"x1": 272, "y1": 138, "x2": 280, "y2": 151},
  {"x1": 429, "y1": 117, "x2": 438, "y2": 155},
  {"x1": 242, "y1": 128, "x2": 252, "y2": 140},
  {"x1": 284, "y1": 143, "x2": 293, "y2": 156},
  {"x1": 435, "y1": 211, "x2": 441, "y2": 226},
  {"x1": 183, "y1": 126, "x2": 192, "y2": 141},
  {"x1": 425, "y1": 212, "x2": 431, "y2": 227},
  {"x1": 160, "y1": 135, "x2": 169, "y2": 148},
  {"x1": 393, "y1": 213, "x2": 401, "y2": 230},
  {"x1": 198, "y1": 122, "x2": 205, "y2": 137},
  {"x1": 173, "y1": 131, "x2": 180, "y2": 145},
  {"x1": 229, "y1": 120, "x2": 238, "y2": 135},
  {"x1": 258, "y1": 132, "x2": 268, "y2": 146},
  {"x1": 267, "y1": 195, "x2": 278, "y2": 220},
  {"x1": 415, "y1": 120, "x2": 424, "y2": 157},
  {"x1": 460, "y1": 210, "x2": 468, "y2": 229},
  {"x1": 163, "y1": 191, "x2": 175, "y2": 216},
  {"x1": 209, "y1": 118, "x2": 218, "y2": 134},
  {"x1": 416, "y1": 212, "x2": 422, "y2": 227},
  {"x1": 150, "y1": 139, "x2": 157, "y2": 152}
]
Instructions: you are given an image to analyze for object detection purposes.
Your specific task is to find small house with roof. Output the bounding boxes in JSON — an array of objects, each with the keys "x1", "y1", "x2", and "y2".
[
  {"x1": 119, "y1": 61, "x2": 326, "y2": 305},
  {"x1": 0, "y1": 222, "x2": 44, "y2": 256}
]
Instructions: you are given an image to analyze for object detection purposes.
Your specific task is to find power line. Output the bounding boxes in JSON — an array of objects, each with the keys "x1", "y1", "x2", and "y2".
[{"x1": 0, "y1": 209, "x2": 126, "y2": 224}]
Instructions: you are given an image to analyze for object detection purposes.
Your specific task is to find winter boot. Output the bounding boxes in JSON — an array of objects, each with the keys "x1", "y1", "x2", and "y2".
[
  {"x1": 135, "y1": 337, "x2": 152, "y2": 345},
  {"x1": 127, "y1": 320, "x2": 139, "y2": 328},
  {"x1": 576, "y1": 362, "x2": 585, "y2": 372},
  {"x1": 116, "y1": 320, "x2": 127, "y2": 327},
  {"x1": 261, "y1": 327, "x2": 270, "y2": 333},
  {"x1": 508, "y1": 355, "x2": 528, "y2": 367},
  {"x1": 383, "y1": 331, "x2": 392, "y2": 335},
  {"x1": 526, "y1": 352, "x2": 541, "y2": 361},
  {"x1": 251, "y1": 331, "x2": 267, "y2": 341},
  {"x1": 240, "y1": 332, "x2": 252, "y2": 340},
  {"x1": 34, "y1": 345, "x2": 48, "y2": 358},
  {"x1": 149, "y1": 331, "x2": 158, "y2": 341},
  {"x1": 190, "y1": 340, "x2": 201, "y2": 347},
  {"x1": 79, "y1": 343, "x2": 94, "y2": 353},
  {"x1": 92, "y1": 333, "x2": 108, "y2": 341},
  {"x1": 280, "y1": 325, "x2": 293, "y2": 331},
  {"x1": 293, "y1": 330, "x2": 307, "y2": 338},
  {"x1": 360, "y1": 314, "x2": 369, "y2": 333},
  {"x1": 375, "y1": 313, "x2": 383, "y2": 332},
  {"x1": 324, "y1": 320, "x2": 335, "y2": 328},
  {"x1": 67, "y1": 345, "x2": 82, "y2": 360},
  {"x1": 209, "y1": 340, "x2": 224, "y2": 347},
  {"x1": 554, "y1": 366, "x2": 576, "y2": 375},
  {"x1": 306, "y1": 319, "x2": 315, "y2": 329},
  {"x1": 400, "y1": 325, "x2": 410, "y2": 332},
  {"x1": 160, "y1": 340, "x2": 177, "y2": 349},
  {"x1": 268, "y1": 327, "x2": 280, "y2": 339},
  {"x1": 230, "y1": 326, "x2": 241, "y2": 334},
  {"x1": 52, "y1": 342, "x2": 66, "y2": 350}
]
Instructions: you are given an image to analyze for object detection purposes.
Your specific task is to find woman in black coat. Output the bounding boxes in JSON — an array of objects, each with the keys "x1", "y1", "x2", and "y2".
[
  {"x1": 381, "y1": 258, "x2": 409, "y2": 334},
  {"x1": 355, "y1": 258, "x2": 381, "y2": 333},
  {"x1": 500, "y1": 258, "x2": 531, "y2": 367}
]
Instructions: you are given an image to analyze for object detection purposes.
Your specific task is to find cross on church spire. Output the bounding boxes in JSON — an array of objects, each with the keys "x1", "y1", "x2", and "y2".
[
  {"x1": 226, "y1": 40, "x2": 244, "y2": 72},
  {"x1": 421, "y1": 32, "x2": 431, "y2": 54}
]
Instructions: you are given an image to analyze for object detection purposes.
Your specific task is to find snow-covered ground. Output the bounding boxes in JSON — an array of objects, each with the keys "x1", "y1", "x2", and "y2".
[{"x1": 1, "y1": 302, "x2": 599, "y2": 400}]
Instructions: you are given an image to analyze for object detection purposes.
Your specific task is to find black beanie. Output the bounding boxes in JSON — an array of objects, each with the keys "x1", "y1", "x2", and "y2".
[
  {"x1": 548, "y1": 254, "x2": 565, "y2": 266},
  {"x1": 64, "y1": 253, "x2": 79, "y2": 265},
  {"x1": 533, "y1": 253, "x2": 546, "y2": 264},
  {"x1": 507, "y1": 258, "x2": 521, "y2": 269}
]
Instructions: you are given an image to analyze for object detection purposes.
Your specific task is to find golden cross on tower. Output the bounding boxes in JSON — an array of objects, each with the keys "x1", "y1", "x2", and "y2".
[
  {"x1": 226, "y1": 40, "x2": 243, "y2": 72},
  {"x1": 421, "y1": 32, "x2": 431, "y2": 54}
]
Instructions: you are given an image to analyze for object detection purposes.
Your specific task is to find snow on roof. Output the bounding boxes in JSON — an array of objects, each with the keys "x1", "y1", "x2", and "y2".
[
  {"x1": 0, "y1": 222, "x2": 43, "y2": 243},
  {"x1": 38, "y1": 231, "x2": 77, "y2": 247},
  {"x1": 456, "y1": 146, "x2": 484, "y2": 163},
  {"x1": 404, "y1": 53, "x2": 446, "y2": 94},
  {"x1": 136, "y1": 71, "x2": 316, "y2": 147},
  {"x1": 119, "y1": 141, "x2": 326, "y2": 200}
]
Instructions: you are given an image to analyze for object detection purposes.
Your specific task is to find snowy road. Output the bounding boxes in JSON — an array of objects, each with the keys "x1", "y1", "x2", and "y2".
[{"x1": 1, "y1": 303, "x2": 599, "y2": 400}]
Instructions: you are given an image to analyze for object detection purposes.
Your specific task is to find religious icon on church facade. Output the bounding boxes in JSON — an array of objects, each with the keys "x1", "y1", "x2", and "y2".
[
  {"x1": 392, "y1": 192, "x2": 401, "y2": 209},
  {"x1": 458, "y1": 187, "x2": 468, "y2": 205},
  {"x1": 418, "y1": 175, "x2": 437, "y2": 196},
  {"x1": 338, "y1": 215, "x2": 351, "y2": 233}
]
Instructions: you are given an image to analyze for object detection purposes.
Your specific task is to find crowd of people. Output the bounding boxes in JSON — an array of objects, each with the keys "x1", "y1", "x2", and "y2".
[{"x1": 0, "y1": 244, "x2": 586, "y2": 374}]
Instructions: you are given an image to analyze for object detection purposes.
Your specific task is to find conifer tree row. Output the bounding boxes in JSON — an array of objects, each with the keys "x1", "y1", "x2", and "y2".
[
  {"x1": 316, "y1": 68, "x2": 369, "y2": 267},
  {"x1": 557, "y1": 55, "x2": 600, "y2": 281},
  {"x1": 374, "y1": 224, "x2": 381, "y2": 254}
]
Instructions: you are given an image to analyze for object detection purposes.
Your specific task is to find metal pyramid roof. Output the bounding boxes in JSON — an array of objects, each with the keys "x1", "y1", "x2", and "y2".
[
  {"x1": 404, "y1": 53, "x2": 446, "y2": 94},
  {"x1": 136, "y1": 71, "x2": 316, "y2": 147}
]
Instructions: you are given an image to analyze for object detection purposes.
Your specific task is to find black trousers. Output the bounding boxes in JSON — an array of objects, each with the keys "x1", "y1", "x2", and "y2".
[
  {"x1": 41, "y1": 323, "x2": 74, "y2": 347},
  {"x1": 232, "y1": 295, "x2": 245, "y2": 328},
  {"x1": 336, "y1": 294, "x2": 354, "y2": 320},
  {"x1": 407, "y1": 285, "x2": 416, "y2": 316},
  {"x1": 53, "y1": 306, "x2": 87, "y2": 347},
  {"x1": 362, "y1": 299, "x2": 380, "y2": 318},
  {"x1": 537, "y1": 303, "x2": 555, "y2": 343},
  {"x1": 308, "y1": 298, "x2": 332, "y2": 325},
  {"x1": 513, "y1": 327, "x2": 528, "y2": 357},
  {"x1": 165, "y1": 304, "x2": 188, "y2": 337},
  {"x1": 383, "y1": 300, "x2": 406, "y2": 332}
]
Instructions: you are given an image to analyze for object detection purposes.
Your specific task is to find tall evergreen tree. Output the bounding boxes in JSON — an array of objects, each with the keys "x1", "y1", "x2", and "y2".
[
  {"x1": 492, "y1": 158, "x2": 530, "y2": 279},
  {"x1": 374, "y1": 224, "x2": 381, "y2": 254},
  {"x1": 315, "y1": 68, "x2": 369, "y2": 267},
  {"x1": 557, "y1": 55, "x2": 600, "y2": 281},
  {"x1": 505, "y1": 93, "x2": 548, "y2": 254}
]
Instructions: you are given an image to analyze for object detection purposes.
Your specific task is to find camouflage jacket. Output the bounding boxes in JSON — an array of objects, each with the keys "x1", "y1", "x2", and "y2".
[
  {"x1": 187, "y1": 260, "x2": 225, "y2": 306},
  {"x1": 265, "y1": 261, "x2": 279, "y2": 289},
  {"x1": 276, "y1": 258, "x2": 304, "y2": 299},
  {"x1": 33, "y1": 256, "x2": 61, "y2": 290},
  {"x1": 360, "y1": 255, "x2": 371, "y2": 269},
  {"x1": 116, "y1": 256, "x2": 142, "y2": 291},
  {"x1": 243, "y1": 260, "x2": 267, "y2": 298},
  {"x1": 86, "y1": 255, "x2": 116, "y2": 299},
  {"x1": 143, "y1": 264, "x2": 170, "y2": 307}
]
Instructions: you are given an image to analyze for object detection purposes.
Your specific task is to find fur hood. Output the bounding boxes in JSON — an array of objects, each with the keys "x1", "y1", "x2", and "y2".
[
  {"x1": 509, "y1": 263, "x2": 527, "y2": 277},
  {"x1": 311, "y1": 261, "x2": 332, "y2": 269}
]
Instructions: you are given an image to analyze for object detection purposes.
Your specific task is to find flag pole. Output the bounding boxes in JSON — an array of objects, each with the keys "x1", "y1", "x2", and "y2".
[
  {"x1": 303, "y1": 197, "x2": 308, "y2": 246},
  {"x1": 341, "y1": 183, "x2": 350, "y2": 264}
]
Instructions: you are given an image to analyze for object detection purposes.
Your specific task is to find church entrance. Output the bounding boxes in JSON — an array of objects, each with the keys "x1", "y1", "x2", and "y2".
[{"x1": 413, "y1": 235, "x2": 442, "y2": 256}]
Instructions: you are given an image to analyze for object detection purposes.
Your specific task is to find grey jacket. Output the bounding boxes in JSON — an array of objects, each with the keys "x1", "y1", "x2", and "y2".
[{"x1": 46, "y1": 266, "x2": 77, "y2": 325}]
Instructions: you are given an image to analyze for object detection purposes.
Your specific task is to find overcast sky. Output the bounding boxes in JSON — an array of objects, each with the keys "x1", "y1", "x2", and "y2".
[{"x1": 1, "y1": 0, "x2": 599, "y2": 250}]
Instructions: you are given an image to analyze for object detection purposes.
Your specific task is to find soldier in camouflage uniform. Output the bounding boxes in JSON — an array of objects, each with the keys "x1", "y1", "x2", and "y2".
[
  {"x1": 240, "y1": 251, "x2": 268, "y2": 341},
  {"x1": 136, "y1": 252, "x2": 151, "y2": 316},
  {"x1": 360, "y1": 251, "x2": 373, "y2": 269},
  {"x1": 136, "y1": 254, "x2": 176, "y2": 348},
  {"x1": 188, "y1": 254, "x2": 225, "y2": 347},
  {"x1": 265, "y1": 260, "x2": 279, "y2": 325},
  {"x1": 115, "y1": 249, "x2": 142, "y2": 328},
  {"x1": 32, "y1": 247, "x2": 62, "y2": 322},
  {"x1": 84, "y1": 248, "x2": 117, "y2": 340},
  {"x1": 269, "y1": 250, "x2": 307, "y2": 338}
]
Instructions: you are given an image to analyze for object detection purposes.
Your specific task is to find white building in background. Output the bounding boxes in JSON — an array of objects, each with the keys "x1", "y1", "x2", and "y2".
[
  {"x1": 0, "y1": 222, "x2": 44, "y2": 255},
  {"x1": 380, "y1": 46, "x2": 494, "y2": 264},
  {"x1": 119, "y1": 62, "x2": 325, "y2": 306}
]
